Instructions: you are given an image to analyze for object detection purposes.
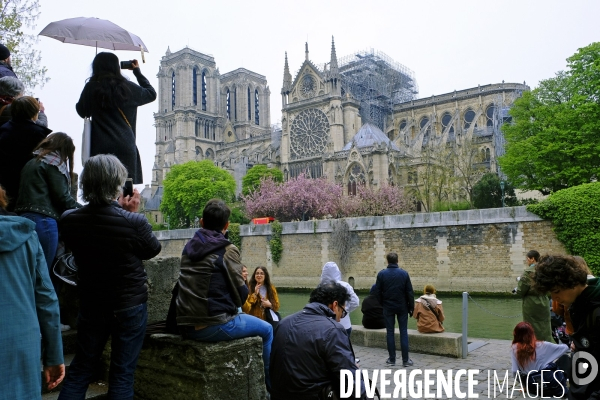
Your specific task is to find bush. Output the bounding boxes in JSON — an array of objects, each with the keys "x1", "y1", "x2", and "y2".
[
  {"x1": 527, "y1": 182, "x2": 600, "y2": 275},
  {"x1": 269, "y1": 221, "x2": 283, "y2": 265},
  {"x1": 432, "y1": 200, "x2": 471, "y2": 212},
  {"x1": 228, "y1": 223, "x2": 241, "y2": 250},
  {"x1": 150, "y1": 222, "x2": 168, "y2": 231}
]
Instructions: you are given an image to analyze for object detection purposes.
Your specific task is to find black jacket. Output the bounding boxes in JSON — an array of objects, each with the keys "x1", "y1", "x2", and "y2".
[
  {"x1": 75, "y1": 68, "x2": 156, "y2": 184},
  {"x1": 568, "y1": 278, "x2": 600, "y2": 400},
  {"x1": 0, "y1": 119, "x2": 52, "y2": 211},
  {"x1": 270, "y1": 302, "x2": 363, "y2": 400},
  {"x1": 176, "y1": 228, "x2": 247, "y2": 326},
  {"x1": 59, "y1": 202, "x2": 161, "y2": 310},
  {"x1": 373, "y1": 264, "x2": 414, "y2": 314},
  {"x1": 361, "y1": 294, "x2": 386, "y2": 329},
  {"x1": 0, "y1": 62, "x2": 17, "y2": 79}
]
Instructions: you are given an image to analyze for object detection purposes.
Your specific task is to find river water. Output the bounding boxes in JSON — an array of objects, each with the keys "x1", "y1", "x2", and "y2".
[{"x1": 277, "y1": 291, "x2": 524, "y2": 340}]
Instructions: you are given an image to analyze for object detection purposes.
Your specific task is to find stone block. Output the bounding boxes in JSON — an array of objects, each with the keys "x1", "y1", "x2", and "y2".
[
  {"x1": 350, "y1": 325, "x2": 462, "y2": 358},
  {"x1": 145, "y1": 257, "x2": 180, "y2": 324},
  {"x1": 134, "y1": 334, "x2": 267, "y2": 400}
]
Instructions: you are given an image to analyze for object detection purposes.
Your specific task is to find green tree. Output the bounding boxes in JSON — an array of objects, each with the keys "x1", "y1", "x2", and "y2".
[
  {"x1": 242, "y1": 164, "x2": 283, "y2": 196},
  {"x1": 471, "y1": 173, "x2": 518, "y2": 209},
  {"x1": 528, "y1": 182, "x2": 600, "y2": 275},
  {"x1": 499, "y1": 42, "x2": 600, "y2": 195},
  {"x1": 0, "y1": 0, "x2": 48, "y2": 90},
  {"x1": 160, "y1": 160, "x2": 236, "y2": 229}
]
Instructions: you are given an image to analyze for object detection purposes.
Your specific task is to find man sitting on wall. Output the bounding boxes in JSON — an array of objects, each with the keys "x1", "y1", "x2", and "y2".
[
  {"x1": 174, "y1": 199, "x2": 273, "y2": 391},
  {"x1": 270, "y1": 281, "x2": 367, "y2": 400}
]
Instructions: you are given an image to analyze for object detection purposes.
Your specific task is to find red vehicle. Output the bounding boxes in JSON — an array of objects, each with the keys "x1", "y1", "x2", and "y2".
[{"x1": 251, "y1": 217, "x2": 275, "y2": 225}]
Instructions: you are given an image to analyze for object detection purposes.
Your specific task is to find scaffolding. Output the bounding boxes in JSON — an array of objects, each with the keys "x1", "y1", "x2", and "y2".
[{"x1": 338, "y1": 48, "x2": 418, "y2": 131}]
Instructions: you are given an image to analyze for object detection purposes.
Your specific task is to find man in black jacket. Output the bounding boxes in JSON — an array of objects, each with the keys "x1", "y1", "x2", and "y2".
[
  {"x1": 175, "y1": 198, "x2": 273, "y2": 391},
  {"x1": 270, "y1": 281, "x2": 366, "y2": 400},
  {"x1": 534, "y1": 255, "x2": 600, "y2": 400},
  {"x1": 58, "y1": 155, "x2": 161, "y2": 400},
  {"x1": 373, "y1": 252, "x2": 415, "y2": 367}
]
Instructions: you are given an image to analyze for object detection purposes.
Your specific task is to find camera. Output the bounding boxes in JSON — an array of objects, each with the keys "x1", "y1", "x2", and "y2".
[
  {"x1": 120, "y1": 60, "x2": 134, "y2": 70},
  {"x1": 122, "y1": 178, "x2": 133, "y2": 198}
]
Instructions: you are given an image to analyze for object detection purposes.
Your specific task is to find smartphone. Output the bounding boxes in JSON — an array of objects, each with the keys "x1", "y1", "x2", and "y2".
[
  {"x1": 123, "y1": 178, "x2": 133, "y2": 198},
  {"x1": 120, "y1": 60, "x2": 134, "y2": 70}
]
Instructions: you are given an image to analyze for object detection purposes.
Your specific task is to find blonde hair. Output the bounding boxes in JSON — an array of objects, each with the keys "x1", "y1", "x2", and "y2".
[{"x1": 424, "y1": 284, "x2": 436, "y2": 295}]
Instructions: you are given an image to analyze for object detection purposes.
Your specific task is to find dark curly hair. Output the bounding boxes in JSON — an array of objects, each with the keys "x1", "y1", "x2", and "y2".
[
  {"x1": 309, "y1": 281, "x2": 350, "y2": 307},
  {"x1": 533, "y1": 254, "x2": 589, "y2": 292}
]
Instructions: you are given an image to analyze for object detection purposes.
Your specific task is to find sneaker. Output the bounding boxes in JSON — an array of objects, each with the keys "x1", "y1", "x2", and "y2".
[
  {"x1": 403, "y1": 359, "x2": 414, "y2": 367},
  {"x1": 60, "y1": 324, "x2": 71, "y2": 332},
  {"x1": 385, "y1": 358, "x2": 396, "y2": 366}
]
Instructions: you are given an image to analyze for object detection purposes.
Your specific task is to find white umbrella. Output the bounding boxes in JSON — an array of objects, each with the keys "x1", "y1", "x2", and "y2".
[{"x1": 38, "y1": 17, "x2": 149, "y2": 58}]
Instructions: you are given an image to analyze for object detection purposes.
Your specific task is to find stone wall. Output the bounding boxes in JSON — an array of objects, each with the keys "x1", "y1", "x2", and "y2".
[{"x1": 154, "y1": 207, "x2": 566, "y2": 293}]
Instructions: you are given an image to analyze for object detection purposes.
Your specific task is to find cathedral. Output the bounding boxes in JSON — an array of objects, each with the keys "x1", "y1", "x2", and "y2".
[{"x1": 143, "y1": 39, "x2": 529, "y2": 223}]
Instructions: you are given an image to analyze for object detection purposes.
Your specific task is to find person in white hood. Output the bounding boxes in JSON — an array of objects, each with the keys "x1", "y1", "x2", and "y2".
[{"x1": 320, "y1": 261, "x2": 360, "y2": 336}]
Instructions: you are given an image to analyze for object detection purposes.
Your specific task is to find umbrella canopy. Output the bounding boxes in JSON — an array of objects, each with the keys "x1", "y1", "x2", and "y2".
[{"x1": 38, "y1": 17, "x2": 149, "y2": 52}]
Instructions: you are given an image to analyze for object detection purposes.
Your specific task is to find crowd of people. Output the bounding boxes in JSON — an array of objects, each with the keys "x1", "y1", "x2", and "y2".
[{"x1": 1, "y1": 41, "x2": 599, "y2": 400}]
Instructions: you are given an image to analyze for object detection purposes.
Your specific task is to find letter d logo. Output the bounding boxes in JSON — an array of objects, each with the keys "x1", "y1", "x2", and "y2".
[{"x1": 572, "y1": 351, "x2": 598, "y2": 386}]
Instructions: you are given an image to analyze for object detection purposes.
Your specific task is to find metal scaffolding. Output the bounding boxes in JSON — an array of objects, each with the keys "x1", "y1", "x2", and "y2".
[{"x1": 338, "y1": 48, "x2": 418, "y2": 131}]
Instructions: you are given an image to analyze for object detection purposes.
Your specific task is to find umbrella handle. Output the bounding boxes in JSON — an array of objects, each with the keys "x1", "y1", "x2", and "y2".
[{"x1": 140, "y1": 45, "x2": 145, "y2": 63}]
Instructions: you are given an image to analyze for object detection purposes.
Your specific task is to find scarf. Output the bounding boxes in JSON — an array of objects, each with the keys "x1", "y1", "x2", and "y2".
[{"x1": 33, "y1": 150, "x2": 71, "y2": 187}]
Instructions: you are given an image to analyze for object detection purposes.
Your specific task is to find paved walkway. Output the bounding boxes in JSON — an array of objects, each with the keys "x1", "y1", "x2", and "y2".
[{"x1": 353, "y1": 338, "x2": 563, "y2": 399}]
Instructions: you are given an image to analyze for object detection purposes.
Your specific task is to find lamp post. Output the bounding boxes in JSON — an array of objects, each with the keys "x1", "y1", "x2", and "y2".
[{"x1": 500, "y1": 181, "x2": 505, "y2": 208}]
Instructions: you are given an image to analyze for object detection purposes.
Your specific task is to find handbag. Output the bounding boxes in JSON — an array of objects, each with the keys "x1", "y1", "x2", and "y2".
[
  {"x1": 53, "y1": 252, "x2": 78, "y2": 286},
  {"x1": 81, "y1": 117, "x2": 91, "y2": 165},
  {"x1": 264, "y1": 307, "x2": 281, "y2": 328}
]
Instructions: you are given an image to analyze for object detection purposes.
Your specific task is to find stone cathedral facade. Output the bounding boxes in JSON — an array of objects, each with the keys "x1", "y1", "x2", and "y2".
[{"x1": 144, "y1": 40, "x2": 529, "y2": 224}]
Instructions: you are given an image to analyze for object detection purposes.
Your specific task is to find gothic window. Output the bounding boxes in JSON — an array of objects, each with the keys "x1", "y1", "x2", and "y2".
[
  {"x1": 408, "y1": 170, "x2": 418, "y2": 184},
  {"x1": 254, "y1": 89, "x2": 260, "y2": 125},
  {"x1": 205, "y1": 148, "x2": 215, "y2": 160},
  {"x1": 399, "y1": 119, "x2": 407, "y2": 131},
  {"x1": 347, "y1": 163, "x2": 366, "y2": 196},
  {"x1": 204, "y1": 122, "x2": 209, "y2": 139},
  {"x1": 195, "y1": 146, "x2": 201, "y2": 157},
  {"x1": 486, "y1": 104, "x2": 495, "y2": 127},
  {"x1": 234, "y1": 89, "x2": 237, "y2": 120},
  {"x1": 289, "y1": 108, "x2": 330, "y2": 160},
  {"x1": 420, "y1": 116, "x2": 431, "y2": 145},
  {"x1": 193, "y1": 68, "x2": 198, "y2": 106},
  {"x1": 226, "y1": 89, "x2": 231, "y2": 120},
  {"x1": 463, "y1": 109, "x2": 476, "y2": 130},
  {"x1": 202, "y1": 72, "x2": 207, "y2": 111},
  {"x1": 194, "y1": 120, "x2": 199, "y2": 137},
  {"x1": 171, "y1": 71, "x2": 176, "y2": 110},
  {"x1": 441, "y1": 112, "x2": 454, "y2": 134},
  {"x1": 247, "y1": 87, "x2": 251, "y2": 121},
  {"x1": 485, "y1": 148, "x2": 491, "y2": 161}
]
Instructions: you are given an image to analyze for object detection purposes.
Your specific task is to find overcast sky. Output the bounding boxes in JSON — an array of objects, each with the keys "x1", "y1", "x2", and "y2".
[{"x1": 31, "y1": 0, "x2": 599, "y2": 186}]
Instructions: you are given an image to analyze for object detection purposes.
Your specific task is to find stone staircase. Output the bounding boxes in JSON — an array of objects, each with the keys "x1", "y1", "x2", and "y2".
[{"x1": 41, "y1": 330, "x2": 108, "y2": 399}]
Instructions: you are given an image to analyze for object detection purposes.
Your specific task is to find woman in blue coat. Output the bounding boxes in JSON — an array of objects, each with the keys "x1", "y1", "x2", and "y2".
[{"x1": 0, "y1": 185, "x2": 64, "y2": 399}]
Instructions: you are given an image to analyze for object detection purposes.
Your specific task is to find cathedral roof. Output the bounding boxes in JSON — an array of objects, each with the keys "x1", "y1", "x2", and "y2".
[
  {"x1": 144, "y1": 186, "x2": 163, "y2": 211},
  {"x1": 342, "y1": 123, "x2": 400, "y2": 151}
]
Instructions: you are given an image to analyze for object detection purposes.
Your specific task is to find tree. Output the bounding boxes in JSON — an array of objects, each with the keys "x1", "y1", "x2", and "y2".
[
  {"x1": 499, "y1": 42, "x2": 600, "y2": 195},
  {"x1": 241, "y1": 164, "x2": 283, "y2": 196},
  {"x1": 160, "y1": 160, "x2": 236, "y2": 229},
  {"x1": 0, "y1": 0, "x2": 48, "y2": 90},
  {"x1": 451, "y1": 135, "x2": 487, "y2": 207},
  {"x1": 471, "y1": 173, "x2": 518, "y2": 209}
]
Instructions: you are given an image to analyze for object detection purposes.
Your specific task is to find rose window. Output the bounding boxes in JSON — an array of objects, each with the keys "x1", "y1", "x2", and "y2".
[{"x1": 290, "y1": 108, "x2": 330, "y2": 160}]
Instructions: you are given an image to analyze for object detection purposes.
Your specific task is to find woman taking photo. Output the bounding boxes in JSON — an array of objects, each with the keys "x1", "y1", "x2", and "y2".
[
  {"x1": 243, "y1": 266, "x2": 280, "y2": 321},
  {"x1": 511, "y1": 321, "x2": 569, "y2": 397},
  {"x1": 76, "y1": 52, "x2": 156, "y2": 183},
  {"x1": 15, "y1": 132, "x2": 80, "y2": 304}
]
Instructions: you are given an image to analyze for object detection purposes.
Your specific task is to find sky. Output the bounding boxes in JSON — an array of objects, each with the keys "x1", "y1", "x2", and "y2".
[{"x1": 29, "y1": 0, "x2": 600, "y2": 187}]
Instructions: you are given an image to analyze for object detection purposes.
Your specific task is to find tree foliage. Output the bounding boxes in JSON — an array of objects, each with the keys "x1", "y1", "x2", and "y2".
[
  {"x1": 471, "y1": 173, "x2": 518, "y2": 209},
  {"x1": 527, "y1": 182, "x2": 600, "y2": 275},
  {"x1": 499, "y1": 42, "x2": 600, "y2": 195},
  {"x1": 0, "y1": 0, "x2": 48, "y2": 90},
  {"x1": 241, "y1": 164, "x2": 283, "y2": 196},
  {"x1": 243, "y1": 174, "x2": 414, "y2": 222},
  {"x1": 160, "y1": 160, "x2": 236, "y2": 229}
]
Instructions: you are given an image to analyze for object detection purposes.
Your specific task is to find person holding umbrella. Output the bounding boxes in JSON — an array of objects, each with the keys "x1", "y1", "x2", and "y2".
[{"x1": 76, "y1": 52, "x2": 155, "y2": 184}]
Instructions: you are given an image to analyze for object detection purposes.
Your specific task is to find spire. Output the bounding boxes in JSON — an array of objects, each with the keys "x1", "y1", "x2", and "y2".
[
  {"x1": 282, "y1": 52, "x2": 292, "y2": 93},
  {"x1": 165, "y1": 46, "x2": 171, "y2": 56},
  {"x1": 329, "y1": 36, "x2": 339, "y2": 76},
  {"x1": 305, "y1": 42, "x2": 309, "y2": 61}
]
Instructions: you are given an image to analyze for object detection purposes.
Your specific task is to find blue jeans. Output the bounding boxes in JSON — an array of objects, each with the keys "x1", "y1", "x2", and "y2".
[
  {"x1": 181, "y1": 314, "x2": 273, "y2": 391},
  {"x1": 21, "y1": 212, "x2": 58, "y2": 278},
  {"x1": 58, "y1": 303, "x2": 147, "y2": 400},
  {"x1": 383, "y1": 311, "x2": 409, "y2": 363}
]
